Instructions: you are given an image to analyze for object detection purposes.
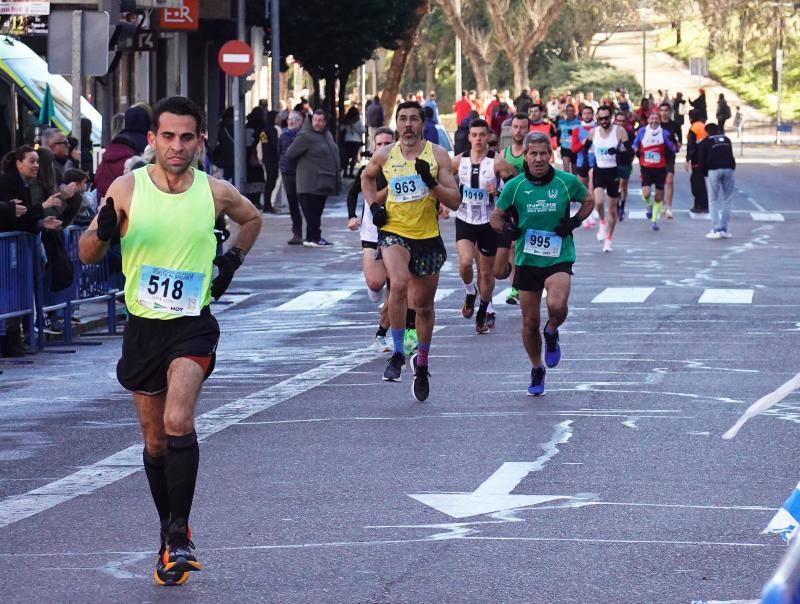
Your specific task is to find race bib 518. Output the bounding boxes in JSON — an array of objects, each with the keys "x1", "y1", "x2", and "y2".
[{"x1": 137, "y1": 265, "x2": 204, "y2": 316}]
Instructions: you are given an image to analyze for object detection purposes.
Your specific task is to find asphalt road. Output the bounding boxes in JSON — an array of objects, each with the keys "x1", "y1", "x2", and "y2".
[{"x1": 1, "y1": 149, "x2": 799, "y2": 603}]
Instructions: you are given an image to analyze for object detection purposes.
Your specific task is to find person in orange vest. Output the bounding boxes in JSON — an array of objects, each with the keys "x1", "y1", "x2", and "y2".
[{"x1": 684, "y1": 109, "x2": 708, "y2": 213}]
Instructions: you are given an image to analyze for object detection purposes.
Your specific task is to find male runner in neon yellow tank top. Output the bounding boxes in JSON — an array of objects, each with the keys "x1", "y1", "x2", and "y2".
[
  {"x1": 361, "y1": 101, "x2": 460, "y2": 402},
  {"x1": 79, "y1": 96, "x2": 261, "y2": 586}
]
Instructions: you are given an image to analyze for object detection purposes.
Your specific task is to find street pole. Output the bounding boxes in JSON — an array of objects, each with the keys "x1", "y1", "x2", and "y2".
[
  {"x1": 233, "y1": 0, "x2": 246, "y2": 191},
  {"x1": 641, "y1": 18, "x2": 646, "y2": 99},
  {"x1": 270, "y1": 0, "x2": 280, "y2": 112},
  {"x1": 775, "y1": 4, "x2": 784, "y2": 144},
  {"x1": 71, "y1": 10, "x2": 82, "y2": 151},
  {"x1": 455, "y1": 0, "x2": 462, "y2": 100}
]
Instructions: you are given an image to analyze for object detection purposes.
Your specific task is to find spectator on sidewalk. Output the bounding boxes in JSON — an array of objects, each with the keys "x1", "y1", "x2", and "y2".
[
  {"x1": 514, "y1": 88, "x2": 533, "y2": 117},
  {"x1": 689, "y1": 88, "x2": 707, "y2": 122},
  {"x1": 339, "y1": 106, "x2": 366, "y2": 178},
  {"x1": 453, "y1": 90, "x2": 474, "y2": 127},
  {"x1": 366, "y1": 96, "x2": 385, "y2": 153},
  {"x1": 672, "y1": 91, "x2": 687, "y2": 143},
  {"x1": 244, "y1": 108, "x2": 266, "y2": 211},
  {"x1": 279, "y1": 111, "x2": 304, "y2": 245},
  {"x1": 716, "y1": 94, "x2": 731, "y2": 134},
  {"x1": 698, "y1": 123, "x2": 736, "y2": 238},
  {"x1": 213, "y1": 107, "x2": 235, "y2": 182},
  {"x1": 685, "y1": 109, "x2": 709, "y2": 213},
  {"x1": 422, "y1": 106, "x2": 439, "y2": 144},
  {"x1": 490, "y1": 102, "x2": 511, "y2": 137},
  {"x1": 285, "y1": 109, "x2": 341, "y2": 247},
  {"x1": 733, "y1": 106, "x2": 743, "y2": 140},
  {"x1": 262, "y1": 109, "x2": 281, "y2": 214},
  {"x1": 40, "y1": 128, "x2": 70, "y2": 184},
  {"x1": 424, "y1": 91, "x2": 440, "y2": 124},
  {"x1": 453, "y1": 110, "x2": 479, "y2": 156}
]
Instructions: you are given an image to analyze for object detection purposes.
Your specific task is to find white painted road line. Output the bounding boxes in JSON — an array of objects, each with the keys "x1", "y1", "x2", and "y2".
[
  {"x1": 689, "y1": 212, "x2": 711, "y2": 220},
  {"x1": 592, "y1": 287, "x2": 655, "y2": 304},
  {"x1": 274, "y1": 289, "x2": 354, "y2": 310},
  {"x1": 627, "y1": 210, "x2": 647, "y2": 220},
  {"x1": 0, "y1": 347, "x2": 380, "y2": 529},
  {"x1": 751, "y1": 212, "x2": 785, "y2": 222},
  {"x1": 698, "y1": 288, "x2": 754, "y2": 304},
  {"x1": 434, "y1": 288, "x2": 455, "y2": 303}
]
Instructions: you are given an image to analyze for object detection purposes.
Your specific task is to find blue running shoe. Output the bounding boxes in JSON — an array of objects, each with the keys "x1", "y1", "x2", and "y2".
[
  {"x1": 651, "y1": 221, "x2": 660, "y2": 231},
  {"x1": 528, "y1": 366, "x2": 546, "y2": 396},
  {"x1": 543, "y1": 326, "x2": 561, "y2": 368}
]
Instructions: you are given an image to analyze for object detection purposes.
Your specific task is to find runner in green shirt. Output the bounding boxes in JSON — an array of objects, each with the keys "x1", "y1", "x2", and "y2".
[{"x1": 490, "y1": 131, "x2": 593, "y2": 396}]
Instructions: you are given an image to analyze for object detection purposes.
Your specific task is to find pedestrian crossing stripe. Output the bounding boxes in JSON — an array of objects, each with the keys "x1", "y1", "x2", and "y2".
[
  {"x1": 592, "y1": 287, "x2": 655, "y2": 303},
  {"x1": 623, "y1": 210, "x2": 785, "y2": 222},
  {"x1": 271, "y1": 287, "x2": 758, "y2": 310},
  {"x1": 751, "y1": 212, "x2": 785, "y2": 222},
  {"x1": 697, "y1": 289, "x2": 754, "y2": 304}
]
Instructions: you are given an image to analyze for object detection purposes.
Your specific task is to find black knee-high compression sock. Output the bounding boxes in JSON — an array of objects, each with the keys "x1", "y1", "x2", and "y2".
[
  {"x1": 405, "y1": 308, "x2": 416, "y2": 329},
  {"x1": 164, "y1": 431, "x2": 199, "y2": 527},
  {"x1": 143, "y1": 449, "x2": 170, "y2": 529},
  {"x1": 376, "y1": 325, "x2": 388, "y2": 337}
]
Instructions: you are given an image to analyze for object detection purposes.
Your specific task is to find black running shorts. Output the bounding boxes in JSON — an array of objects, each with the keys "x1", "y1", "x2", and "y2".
[
  {"x1": 361, "y1": 240, "x2": 378, "y2": 250},
  {"x1": 455, "y1": 218, "x2": 498, "y2": 257},
  {"x1": 641, "y1": 167, "x2": 667, "y2": 190},
  {"x1": 513, "y1": 262, "x2": 573, "y2": 292},
  {"x1": 560, "y1": 147, "x2": 574, "y2": 160},
  {"x1": 665, "y1": 158, "x2": 676, "y2": 174},
  {"x1": 117, "y1": 307, "x2": 220, "y2": 394},
  {"x1": 575, "y1": 164, "x2": 591, "y2": 178},
  {"x1": 377, "y1": 231, "x2": 447, "y2": 277},
  {"x1": 495, "y1": 228, "x2": 512, "y2": 249},
  {"x1": 593, "y1": 167, "x2": 620, "y2": 198}
]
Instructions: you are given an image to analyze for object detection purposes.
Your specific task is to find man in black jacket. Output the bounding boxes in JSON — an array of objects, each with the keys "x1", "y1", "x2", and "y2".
[{"x1": 698, "y1": 123, "x2": 736, "y2": 239}]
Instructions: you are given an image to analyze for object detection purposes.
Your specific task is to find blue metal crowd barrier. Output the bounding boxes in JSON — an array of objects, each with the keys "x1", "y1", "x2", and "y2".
[
  {"x1": 762, "y1": 534, "x2": 800, "y2": 603},
  {"x1": 0, "y1": 231, "x2": 36, "y2": 351},
  {"x1": 1, "y1": 228, "x2": 123, "y2": 354}
]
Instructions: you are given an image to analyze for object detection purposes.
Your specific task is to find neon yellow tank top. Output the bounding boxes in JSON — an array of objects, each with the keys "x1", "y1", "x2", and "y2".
[
  {"x1": 122, "y1": 166, "x2": 216, "y2": 320},
  {"x1": 381, "y1": 141, "x2": 440, "y2": 239}
]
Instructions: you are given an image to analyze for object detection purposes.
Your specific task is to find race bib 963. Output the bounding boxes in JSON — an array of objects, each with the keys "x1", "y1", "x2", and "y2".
[{"x1": 390, "y1": 175, "x2": 428, "y2": 203}]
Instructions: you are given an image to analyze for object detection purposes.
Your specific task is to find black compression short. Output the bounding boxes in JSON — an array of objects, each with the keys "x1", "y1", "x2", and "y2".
[
  {"x1": 455, "y1": 218, "x2": 498, "y2": 257},
  {"x1": 513, "y1": 263, "x2": 574, "y2": 292},
  {"x1": 593, "y1": 167, "x2": 620, "y2": 198},
  {"x1": 117, "y1": 307, "x2": 219, "y2": 394}
]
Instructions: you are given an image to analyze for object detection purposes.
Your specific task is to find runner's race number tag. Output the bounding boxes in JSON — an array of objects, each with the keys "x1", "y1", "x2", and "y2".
[
  {"x1": 390, "y1": 175, "x2": 427, "y2": 203},
  {"x1": 462, "y1": 187, "x2": 489, "y2": 206},
  {"x1": 523, "y1": 229, "x2": 562, "y2": 257},
  {"x1": 137, "y1": 265, "x2": 204, "y2": 316},
  {"x1": 644, "y1": 150, "x2": 661, "y2": 164}
]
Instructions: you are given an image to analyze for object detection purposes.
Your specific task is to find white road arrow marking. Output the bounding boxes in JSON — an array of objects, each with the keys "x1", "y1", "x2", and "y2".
[{"x1": 409, "y1": 420, "x2": 574, "y2": 519}]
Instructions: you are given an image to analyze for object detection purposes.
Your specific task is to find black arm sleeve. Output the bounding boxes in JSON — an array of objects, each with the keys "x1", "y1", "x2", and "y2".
[{"x1": 347, "y1": 166, "x2": 365, "y2": 219}]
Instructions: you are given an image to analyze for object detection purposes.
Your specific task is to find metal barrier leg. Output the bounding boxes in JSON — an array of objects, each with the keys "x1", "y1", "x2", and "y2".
[
  {"x1": 108, "y1": 294, "x2": 117, "y2": 335},
  {"x1": 62, "y1": 300, "x2": 73, "y2": 344},
  {"x1": 761, "y1": 534, "x2": 800, "y2": 603}
]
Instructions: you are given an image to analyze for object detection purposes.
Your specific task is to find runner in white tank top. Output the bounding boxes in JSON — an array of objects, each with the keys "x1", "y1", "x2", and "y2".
[
  {"x1": 584, "y1": 105, "x2": 631, "y2": 253},
  {"x1": 449, "y1": 118, "x2": 517, "y2": 333}
]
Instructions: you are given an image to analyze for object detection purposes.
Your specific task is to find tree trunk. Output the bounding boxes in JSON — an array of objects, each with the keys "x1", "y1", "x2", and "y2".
[
  {"x1": 380, "y1": 1, "x2": 428, "y2": 122},
  {"x1": 512, "y1": 56, "x2": 528, "y2": 95},
  {"x1": 311, "y1": 76, "x2": 321, "y2": 109},
  {"x1": 324, "y1": 77, "x2": 337, "y2": 134},
  {"x1": 406, "y1": 44, "x2": 418, "y2": 84},
  {"x1": 675, "y1": 20, "x2": 681, "y2": 45},
  {"x1": 425, "y1": 57, "x2": 436, "y2": 97}
]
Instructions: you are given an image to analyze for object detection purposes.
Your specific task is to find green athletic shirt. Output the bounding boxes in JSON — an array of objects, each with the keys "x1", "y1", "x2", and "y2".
[
  {"x1": 495, "y1": 169, "x2": 587, "y2": 268},
  {"x1": 122, "y1": 166, "x2": 217, "y2": 320},
  {"x1": 502, "y1": 146, "x2": 525, "y2": 173}
]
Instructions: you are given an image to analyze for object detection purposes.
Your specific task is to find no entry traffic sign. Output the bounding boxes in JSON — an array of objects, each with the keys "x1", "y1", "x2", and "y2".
[{"x1": 218, "y1": 40, "x2": 254, "y2": 77}]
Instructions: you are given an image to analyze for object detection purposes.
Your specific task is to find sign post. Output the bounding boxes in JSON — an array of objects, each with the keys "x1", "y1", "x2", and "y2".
[{"x1": 218, "y1": 39, "x2": 254, "y2": 192}]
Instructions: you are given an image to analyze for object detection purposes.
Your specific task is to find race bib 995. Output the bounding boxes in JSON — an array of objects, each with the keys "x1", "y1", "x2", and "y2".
[{"x1": 523, "y1": 229, "x2": 562, "y2": 258}]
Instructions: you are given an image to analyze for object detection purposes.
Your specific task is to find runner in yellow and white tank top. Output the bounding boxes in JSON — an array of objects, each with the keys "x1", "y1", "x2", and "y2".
[
  {"x1": 78, "y1": 96, "x2": 261, "y2": 587},
  {"x1": 361, "y1": 101, "x2": 461, "y2": 402}
]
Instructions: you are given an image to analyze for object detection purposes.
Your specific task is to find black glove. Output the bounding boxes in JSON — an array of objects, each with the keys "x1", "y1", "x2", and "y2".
[
  {"x1": 210, "y1": 248, "x2": 243, "y2": 300},
  {"x1": 503, "y1": 218, "x2": 522, "y2": 241},
  {"x1": 553, "y1": 215, "x2": 583, "y2": 238},
  {"x1": 370, "y1": 203, "x2": 387, "y2": 229},
  {"x1": 606, "y1": 147, "x2": 618, "y2": 155},
  {"x1": 96, "y1": 197, "x2": 117, "y2": 242},
  {"x1": 414, "y1": 158, "x2": 437, "y2": 189}
]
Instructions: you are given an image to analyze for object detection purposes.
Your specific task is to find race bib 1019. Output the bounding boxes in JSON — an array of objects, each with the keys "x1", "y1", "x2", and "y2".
[
  {"x1": 462, "y1": 187, "x2": 489, "y2": 206},
  {"x1": 390, "y1": 175, "x2": 428, "y2": 203},
  {"x1": 523, "y1": 229, "x2": 562, "y2": 258},
  {"x1": 137, "y1": 265, "x2": 204, "y2": 316}
]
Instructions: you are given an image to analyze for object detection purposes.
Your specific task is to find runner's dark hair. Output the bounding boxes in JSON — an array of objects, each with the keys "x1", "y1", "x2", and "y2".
[
  {"x1": 395, "y1": 101, "x2": 425, "y2": 121},
  {"x1": 469, "y1": 118, "x2": 490, "y2": 132},
  {"x1": 152, "y1": 96, "x2": 206, "y2": 134}
]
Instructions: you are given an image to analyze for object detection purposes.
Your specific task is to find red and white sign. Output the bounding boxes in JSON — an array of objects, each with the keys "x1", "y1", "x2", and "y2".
[
  {"x1": 217, "y1": 40, "x2": 253, "y2": 77},
  {"x1": 159, "y1": 0, "x2": 198, "y2": 31}
]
